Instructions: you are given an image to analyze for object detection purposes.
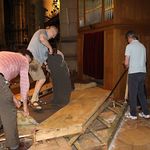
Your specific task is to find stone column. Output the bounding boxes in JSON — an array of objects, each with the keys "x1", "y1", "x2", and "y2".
[
  {"x1": 59, "y1": 0, "x2": 78, "y2": 71},
  {"x1": 32, "y1": 0, "x2": 44, "y2": 30}
]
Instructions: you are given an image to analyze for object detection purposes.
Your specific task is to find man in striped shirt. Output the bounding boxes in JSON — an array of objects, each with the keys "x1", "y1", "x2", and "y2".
[{"x1": 0, "y1": 50, "x2": 33, "y2": 150}]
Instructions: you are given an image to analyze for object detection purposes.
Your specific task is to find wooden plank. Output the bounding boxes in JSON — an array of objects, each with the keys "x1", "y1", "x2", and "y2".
[
  {"x1": 107, "y1": 103, "x2": 127, "y2": 146},
  {"x1": 107, "y1": 107, "x2": 120, "y2": 114},
  {"x1": 35, "y1": 87, "x2": 110, "y2": 141},
  {"x1": 74, "y1": 141, "x2": 83, "y2": 150},
  {"x1": 75, "y1": 132, "x2": 104, "y2": 150},
  {"x1": 29, "y1": 137, "x2": 72, "y2": 150},
  {"x1": 97, "y1": 116, "x2": 111, "y2": 128},
  {"x1": 0, "y1": 134, "x2": 33, "y2": 142},
  {"x1": 82, "y1": 98, "x2": 111, "y2": 131},
  {"x1": 68, "y1": 134, "x2": 81, "y2": 145},
  {"x1": 115, "y1": 101, "x2": 123, "y2": 107},
  {"x1": 89, "y1": 129, "x2": 105, "y2": 145},
  {"x1": 15, "y1": 82, "x2": 53, "y2": 100},
  {"x1": 0, "y1": 111, "x2": 37, "y2": 142}
]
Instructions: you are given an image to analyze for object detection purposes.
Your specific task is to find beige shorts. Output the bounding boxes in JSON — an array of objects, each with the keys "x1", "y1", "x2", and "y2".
[{"x1": 29, "y1": 59, "x2": 46, "y2": 81}]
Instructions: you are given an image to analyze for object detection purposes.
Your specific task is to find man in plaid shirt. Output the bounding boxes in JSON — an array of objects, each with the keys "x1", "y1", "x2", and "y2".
[{"x1": 0, "y1": 50, "x2": 33, "y2": 150}]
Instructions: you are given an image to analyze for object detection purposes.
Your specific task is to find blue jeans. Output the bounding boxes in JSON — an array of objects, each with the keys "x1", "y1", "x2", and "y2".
[{"x1": 128, "y1": 73, "x2": 149, "y2": 116}]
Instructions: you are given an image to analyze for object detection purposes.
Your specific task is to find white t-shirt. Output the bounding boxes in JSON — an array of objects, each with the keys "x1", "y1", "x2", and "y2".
[{"x1": 125, "y1": 40, "x2": 146, "y2": 74}]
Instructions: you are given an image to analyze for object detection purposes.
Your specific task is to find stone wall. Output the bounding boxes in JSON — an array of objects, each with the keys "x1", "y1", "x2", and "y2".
[{"x1": 59, "y1": 0, "x2": 78, "y2": 71}]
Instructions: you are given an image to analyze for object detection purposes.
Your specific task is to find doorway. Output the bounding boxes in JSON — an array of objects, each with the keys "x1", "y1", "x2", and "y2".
[{"x1": 83, "y1": 31, "x2": 104, "y2": 83}]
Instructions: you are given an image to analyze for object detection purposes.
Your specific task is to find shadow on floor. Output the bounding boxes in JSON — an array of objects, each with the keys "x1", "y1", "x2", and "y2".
[{"x1": 28, "y1": 94, "x2": 64, "y2": 123}]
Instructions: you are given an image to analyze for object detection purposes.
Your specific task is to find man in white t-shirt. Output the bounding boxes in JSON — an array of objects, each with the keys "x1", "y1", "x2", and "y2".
[
  {"x1": 27, "y1": 26, "x2": 58, "y2": 110},
  {"x1": 124, "y1": 31, "x2": 150, "y2": 119}
]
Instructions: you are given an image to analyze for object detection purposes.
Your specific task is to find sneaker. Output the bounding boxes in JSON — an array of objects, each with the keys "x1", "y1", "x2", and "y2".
[
  {"x1": 139, "y1": 112, "x2": 150, "y2": 119},
  {"x1": 125, "y1": 112, "x2": 137, "y2": 120}
]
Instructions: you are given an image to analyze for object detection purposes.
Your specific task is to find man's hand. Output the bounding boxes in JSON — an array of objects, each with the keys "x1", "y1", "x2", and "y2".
[
  {"x1": 23, "y1": 104, "x2": 29, "y2": 116},
  {"x1": 57, "y1": 50, "x2": 64, "y2": 60},
  {"x1": 45, "y1": 64, "x2": 50, "y2": 72},
  {"x1": 13, "y1": 96, "x2": 21, "y2": 108},
  {"x1": 43, "y1": 62, "x2": 50, "y2": 72},
  {"x1": 48, "y1": 47, "x2": 53, "y2": 54}
]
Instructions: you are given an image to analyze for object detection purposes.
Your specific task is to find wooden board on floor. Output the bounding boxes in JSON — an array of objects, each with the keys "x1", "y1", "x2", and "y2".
[
  {"x1": 35, "y1": 87, "x2": 110, "y2": 141},
  {"x1": 29, "y1": 137, "x2": 71, "y2": 150},
  {"x1": 0, "y1": 125, "x2": 35, "y2": 142},
  {"x1": 0, "y1": 111, "x2": 38, "y2": 142}
]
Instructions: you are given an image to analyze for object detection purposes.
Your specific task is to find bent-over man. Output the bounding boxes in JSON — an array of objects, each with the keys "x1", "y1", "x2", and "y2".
[{"x1": 0, "y1": 50, "x2": 33, "y2": 150}]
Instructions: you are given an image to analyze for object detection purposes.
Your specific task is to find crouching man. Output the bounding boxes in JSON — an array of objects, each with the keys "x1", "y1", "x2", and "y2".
[{"x1": 0, "y1": 50, "x2": 33, "y2": 150}]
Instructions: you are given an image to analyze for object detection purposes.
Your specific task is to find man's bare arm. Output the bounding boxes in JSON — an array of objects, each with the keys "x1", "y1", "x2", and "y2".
[
  {"x1": 124, "y1": 55, "x2": 130, "y2": 68},
  {"x1": 39, "y1": 33, "x2": 53, "y2": 54}
]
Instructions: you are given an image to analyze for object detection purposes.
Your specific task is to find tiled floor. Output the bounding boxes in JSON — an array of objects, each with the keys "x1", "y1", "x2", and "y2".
[{"x1": 110, "y1": 109, "x2": 150, "y2": 150}]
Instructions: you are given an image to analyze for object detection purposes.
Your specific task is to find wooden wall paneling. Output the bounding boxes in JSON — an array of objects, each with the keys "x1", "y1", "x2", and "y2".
[
  {"x1": 112, "y1": 29, "x2": 128, "y2": 100},
  {"x1": 115, "y1": 0, "x2": 135, "y2": 24},
  {"x1": 115, "y1": 0, "x2": 150, "y2": 25},
  {"x1": 103, "y1": 29, "x2": 114, "y2": 90},
  {"x1": 140, "y1": 35, "x2": 150, "y2": 98},
  {"x1": 77, "y1": 0, "x2": 79, "y2": 28},
  {"x1": 135, "y1": 0, "x2": 150, "y2": 24},
  {"x1": 77, "y1": 33, "x2": 84, "y2": 79}
]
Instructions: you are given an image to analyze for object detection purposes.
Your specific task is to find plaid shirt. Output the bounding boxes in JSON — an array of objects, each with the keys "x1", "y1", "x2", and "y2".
[{"x1": 0, "y1": 51, "x2": 30, "y2": 102}]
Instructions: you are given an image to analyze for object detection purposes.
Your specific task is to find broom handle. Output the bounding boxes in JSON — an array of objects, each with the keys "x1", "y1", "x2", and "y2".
[
  {"x1": 124, "y1": 75, "x2": 128, "y2": 102},
  {"x1": 107, "y1": 69, "x2": 128, "y2": 98}
]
